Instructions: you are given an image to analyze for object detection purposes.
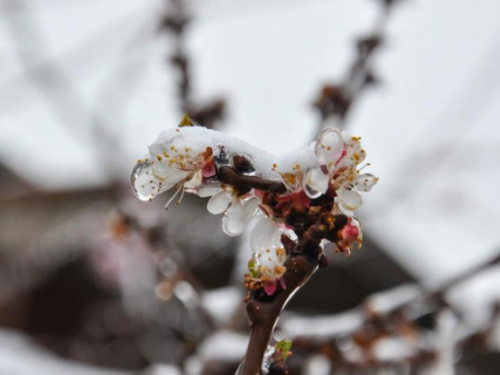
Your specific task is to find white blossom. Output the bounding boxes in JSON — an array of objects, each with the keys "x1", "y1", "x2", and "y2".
[
  {"x1": 246, "y1": 218, "x2": 290, "y2": 295},
  {"x1": 304, "y1": 128, "x2": 378, "y2": 212}
]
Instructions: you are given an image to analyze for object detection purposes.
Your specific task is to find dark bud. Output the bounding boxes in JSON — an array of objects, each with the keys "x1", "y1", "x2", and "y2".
[
  {"x1": 356, "y1": 35, "x2": 383, "y2": 57},
  {"x1": 268, "y1": 361, "x2": 289, "y2": 375},
  {"x1": 281, "y1": 234, "x2": 296, "y2": 255},
  {"x1": 313, "y1": 85, "x2": 351, "y2": 120},
  {"x1": 363, "y1": 70, "x2": 381, "y2": 88},
  {"x1": 170, "y1": 54, "x2": 188, "y2": 70},
  {"x1": 333, "y1": 214, "x2": 349, "y2": 230},
  {"x1": 159, "y1": 15, "x2": 190, "y2": 34},
  {"x1": 233, "y1": 155, "x2": 256, "y2": 174},
  {"x1": 188, "y1": 100, "x2": 226, "y2": 129},
  {"x1": 380, "y1": 0, "x2": 406, "y2": 8}
]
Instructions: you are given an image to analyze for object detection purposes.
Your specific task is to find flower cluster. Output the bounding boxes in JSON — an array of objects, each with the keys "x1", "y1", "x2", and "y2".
[
  {"x1": 131, "y1": 119, "x2": 377, "y2": 296},
  {"x1": 304, "y1": 128, "x2": 378, "y2": 211}
]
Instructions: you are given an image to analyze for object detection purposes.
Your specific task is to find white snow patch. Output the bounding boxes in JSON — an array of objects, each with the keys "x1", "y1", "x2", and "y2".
[
  {"x1": 201, "y1": 286, "x2": 242, "y2": 327},
  {"x1": 364, "y1": 284, "x2": 423, "y2": 314},
  {"x1": 373, "y1": 337, "x2": 416, "y2": 361},
  {"x1": 0, "y1": 328, "x2": 129, "y2": 375},
  {"x1": 198, "y1": 330, "x2": 248, "y2": 361},
  {"x1": 280, "y1": 310, "x2": 363, "y2": 339}
]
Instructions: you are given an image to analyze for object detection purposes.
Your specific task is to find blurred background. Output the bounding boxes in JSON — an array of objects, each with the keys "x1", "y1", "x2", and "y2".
[{"x1": 0, "y1": 0, "x2": 500, "y2": 374}]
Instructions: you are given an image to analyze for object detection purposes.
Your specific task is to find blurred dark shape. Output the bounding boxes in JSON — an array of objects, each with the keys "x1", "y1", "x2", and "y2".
[
  {"x1": 0, "y1": 161, "x2": 36, "y2": 199},
  {"x1": 313, "y1": 85, "x2": 351, "y2": 121},
  {"x1": 187, "y1": 100, "x2": 226, "y2": 130},
  {"x1": 414, "y1": 311, "x2": 438, "y2": 330},
  {"x1": 458, "y1": 353, "x2": 500, "y2": 375},
  {"x1": 356, "y1": 35, "x2": 383, "y2": 57},
  {"x1": 362, "y1": 70, "x2": 381, "y2": 87},
  {"x1": 170, "y1": 53, "x2": 191, "y2": 106},
  {"x1": 161, "y1": 0, "x2": 226, "y2": 130},
  {"x1": 379, "y1": 0, "x2": 406, "y2": 8},
  {"x1": 201, "y1": 360, "x2": 239, "y2": 375},
  {"x1": 289, "y1": 238, "x2": 415, "y2": 313},
  {"x1": 159, "y1": 14, "x2": 191, "y2": 35},
  {"x1": 268, "y1": 361, "x2": 288, "y2": 375}
]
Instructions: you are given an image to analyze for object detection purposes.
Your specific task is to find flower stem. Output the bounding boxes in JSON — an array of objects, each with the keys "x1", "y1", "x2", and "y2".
[{"x1": 239, "y1": 255, "x2": 319, "y2": 375}]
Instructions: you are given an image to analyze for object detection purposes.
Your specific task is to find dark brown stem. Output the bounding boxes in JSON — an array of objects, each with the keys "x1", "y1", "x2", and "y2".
[
  {"x1": 240, "y1": 255, "x2": 318, "y2": 375},
  {"x1": 218, "y1": 166, "x2": 286, "y2": 194}
]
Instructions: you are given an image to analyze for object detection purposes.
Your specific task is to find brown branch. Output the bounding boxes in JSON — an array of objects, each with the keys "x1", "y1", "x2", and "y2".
[
  {"x1": 240, "y1": 256, "x2": 318, "y2": 375},
  {"x1": 217, "y1": 166, "x2": 286, "y2": 194}
]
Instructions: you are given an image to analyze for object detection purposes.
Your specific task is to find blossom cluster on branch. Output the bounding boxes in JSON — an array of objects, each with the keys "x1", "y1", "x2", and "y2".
[{"x1": 131, "y1": 118, "x2": 377, "y2": 299}]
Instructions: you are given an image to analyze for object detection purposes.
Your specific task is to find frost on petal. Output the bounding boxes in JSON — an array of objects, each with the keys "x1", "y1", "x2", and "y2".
[
  {"x1": 304, "y1": 168, "x2": 329, "y2": 199},
  {"x1": 338, "y1": 188, "x2": 363, "y2": 211},
  {"x1": 250, "y1": 218, "x2": 282, "y2": 253},
  {"x1": 242, "y1": 198, "x2": 260, "y2": 220},
  {"x1": 354, "y1": 173, "x2": 379, "y2": 192},
  {"x1": 221, "y1": 197, "x2": 260, "y2": 237},
  {"x1": 131, "y1": 160, "x2": 175, "y2": 201},
  {"x1": 207, "y1": 190, "x2": 232, "y2": 215},
  {"x1": 196, "y1": 185, "x2": 222, "y2": 198},
  {"x1": 315, "y1": 128, "x2": 344, "y2": 171},
  {"x1": 222, "y1": 202, "x2": 246, "y2": 236}
]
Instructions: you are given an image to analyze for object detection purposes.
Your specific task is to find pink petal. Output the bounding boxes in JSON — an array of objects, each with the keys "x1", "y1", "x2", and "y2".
[
  {"x1": 202, "y1": 160, "x2": 216, "y2": 177},
  {"x1": 278, "y1": 277, "x2": 287, "y2": 290},
  {"x1": 296, "y1": 190, "x2": 311, "y2": 208},
  {"x1": 254, "y1": 189, "x2": 266, "y2": 200},
  {"x1": 342, "y1": 224, "x2": 360, "y2": 243},
  {"x1": 264, "y1": 280, "x2": 277, "y2": 296}
]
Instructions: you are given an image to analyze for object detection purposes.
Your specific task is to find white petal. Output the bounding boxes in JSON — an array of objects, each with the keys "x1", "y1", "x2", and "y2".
[
  {"x1": 197, "y1": 185, "x2": 222, "y2": 198},
  {"x1": 304, "y1": 168, "x2": 329, "y2": 198},
  {"x1": 222, "y1": 198, "x2": 260, "y2": 237},
  {"x1": 338, "y1": 188, "x2": 363, "y2": 211},
  {"x1": 341, "y1": 130, "x2": 352, "y2": 142},
  {"x1": 354, "y1": 173, "x2": 379, "y2": 192},
  {"x1": 152, "y1": 160, "x2": 191, "y2": 184},
  {"x1": 222, "y1": 202, "x2": 246, "y2": 236},
  {"x1": 207, "y1": 190, "x2": 232, "y2": 214},
  {"x1": 184, "y1": 170, "x2": 202, "y2": 189},
  {"x1": 131, "y1": 161, "x2": 174, "y2": 201},
  {"x1": 250, "y1": 218, "x2": 282, "y2": 253},
  {"x1": 315, "y1": 128, "x2": 344, "y2": 170},
  {"x1": 242, "y1": 197, "x2": 260, "y2": 219},
  {"x1": 345, "y1": 139, "x2": 366, "y2": 166}
]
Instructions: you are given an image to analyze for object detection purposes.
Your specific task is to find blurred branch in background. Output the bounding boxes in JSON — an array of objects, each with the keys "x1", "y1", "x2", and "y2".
[
  {"x1": 312, "y1": 0, "x2": 405, "y2": 133},
  {"x1": 159, "y1": 0, "x2": 225, "y2": 129}
]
